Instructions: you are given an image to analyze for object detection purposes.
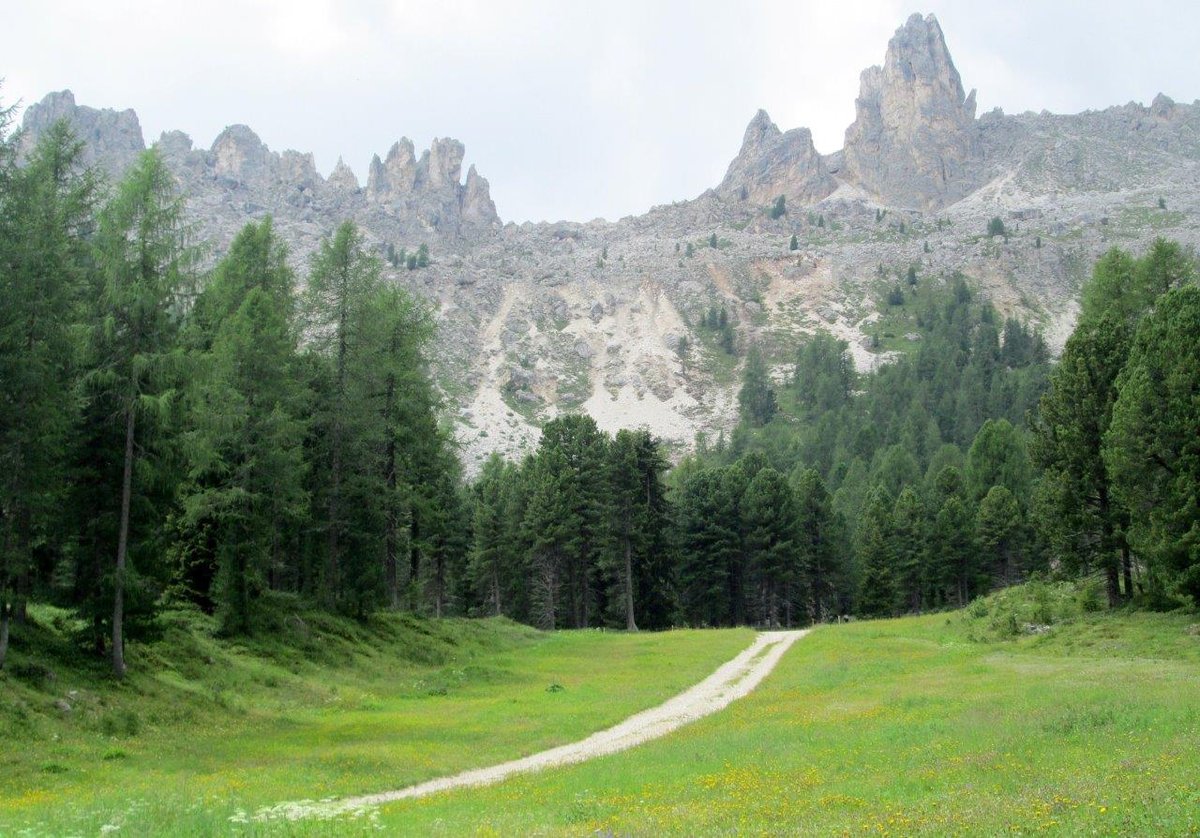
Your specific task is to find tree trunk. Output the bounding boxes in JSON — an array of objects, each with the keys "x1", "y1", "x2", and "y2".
[
  {"x1": 112, "y1": 405, "x2": 136, "y2": 679},
  {"x1": 0, "y1": 600, "x2": 10, "y2": 670},
  {"x1": 1098, "y1": 485, "x2": 1121, "y2": 607},
  {"x1": 1121, "y1": 543, "x2": 1134, "y2": 601},
  {"x1": 490, "y1": 567, "x2": 501, "y2": 617},
  {"x1": 623, "y1": 538, "x2": 637, "y2": 632},
  {"x1": 383, "y1": 374, "x2": 400, "y2": 610},
  {"x1": 409, "y1": 510, "x2": 421, "y2": 603},
  {"x1": 433, "y1": 553, "x2": 444, "y2": 618},
  {"x1": 326, "y1": 426, "x2": 341, "y2": 610}
]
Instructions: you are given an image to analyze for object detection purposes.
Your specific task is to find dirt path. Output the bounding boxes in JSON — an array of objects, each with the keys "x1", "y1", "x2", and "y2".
[{"x1": 253, "y1": 630, "x2": 805, "y2": 821}]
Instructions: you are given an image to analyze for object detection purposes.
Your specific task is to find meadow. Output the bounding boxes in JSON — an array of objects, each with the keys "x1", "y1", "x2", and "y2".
[
  {"x1": 0, "y1": 602, "x2": 750, "y2": 835},
  {"x1": 3, "y1": 584, "x2": 1198, "y2": 836},
  {"x1": 380, "y1": 583, "x2": 1200, "y2": 836}
]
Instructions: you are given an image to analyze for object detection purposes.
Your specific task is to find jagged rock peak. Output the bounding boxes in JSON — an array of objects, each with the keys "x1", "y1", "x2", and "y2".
[
  {"x1": 742, "y1": 109, "x2": 782, "y2": 147},
  {"x1": 20, "y1": 90, "x2": 145, "y2": 175},
  {"x1": 717, "y1": 109, "x2": 835, "y2": 206},
  {"x1": 462, "y1": 164, "x2": 498, "y2": 225},
  {"x1": 842, "y1": 12, "x2": 981, "y2": 210},
  {"x1": 326, "y1": 156, "x2": 360, "y2": 192},
  {"x1": 211, "y1": 124, "x2": 270, "y2": 181},
  {"x1": 365, "y1": 135, "x2": 500, "y2": 227}
]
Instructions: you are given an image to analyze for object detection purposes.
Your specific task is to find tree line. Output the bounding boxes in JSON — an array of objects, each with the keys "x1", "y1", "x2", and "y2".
[
  {"x1": 475, "y1": 244, "x2": 1198, "y2": 629},
  {"x1": 0, "y1": 120, "x2": 463, "y2": 675}
]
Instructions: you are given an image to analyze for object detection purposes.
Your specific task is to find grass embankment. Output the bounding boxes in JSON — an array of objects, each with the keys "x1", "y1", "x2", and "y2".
[
  {"x1": 0, "y1": 602, "x2": 751, "y2": 835},
  {"x1": 383, "y1": 582, "x2": 1200, "y2": 836}
]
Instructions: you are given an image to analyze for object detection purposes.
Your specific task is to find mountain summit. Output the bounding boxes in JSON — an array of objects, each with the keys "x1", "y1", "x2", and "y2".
[{"x1": 843, "y1": 13, "x2": 980, "y2": 209}]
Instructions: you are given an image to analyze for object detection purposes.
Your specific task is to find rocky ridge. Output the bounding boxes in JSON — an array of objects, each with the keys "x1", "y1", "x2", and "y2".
[{"x1": 18, "y1": 13, "x2": 1200, "y2": 472}]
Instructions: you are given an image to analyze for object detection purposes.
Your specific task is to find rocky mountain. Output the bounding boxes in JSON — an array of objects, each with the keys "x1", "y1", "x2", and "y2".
[{"x1": 18, "y1": 13, "x2": 1200, "y2": 472}]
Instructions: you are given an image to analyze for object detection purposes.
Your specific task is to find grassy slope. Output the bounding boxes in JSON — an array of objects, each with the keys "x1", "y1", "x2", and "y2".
[
  {"x1": 382, "y1": 591, "x2": 1200, "y2": 836},
  {"x1": 0, "y1": 602, "x2": 751, "y2": 835}
]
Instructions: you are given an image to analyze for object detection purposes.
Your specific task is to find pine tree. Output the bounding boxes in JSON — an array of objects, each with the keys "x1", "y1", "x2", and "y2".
[
  {"x1": 965, "y1": 419, "x2": 1031, "y2": 504},
  {"x1": 932, "y1": 495, "x2": 975, "y2": 607},
  {"x1": 469, "y1": 454, "x2": 516, "y2": 616},
  {"x1": 741, "y1": 468, "x2": 800, "y2": 626},
  {"x1": 892, "y1": 486, "x2": 927, "y2": 612},
  {"x1": 856, "y1": 487, "x2": 897, "y2": 617},
  {"x1": 1031, "y1": 311, "x2": 1132, "y2": 604},
  {"x1": 606, "y1": 429, "x2": 670, "y2": 630},
  {"x1": 1104, "y1": 286, "x2": 1200, "y2": 603},
  {"x1": 674, "y1": 468, "x2": 739, "y2": 627},
  {"x1": 792, "y1": 469, "x2": 842, "y2": 622},
  {"x1": 738, "y1": 345, "x2": 777, "y2": 426},
  {"x1": 789, "y1": 233, "x2": 798, "y2": 251},
  {"x1": 976, "y1": 485, "x2": 1023, "y2": 587}
]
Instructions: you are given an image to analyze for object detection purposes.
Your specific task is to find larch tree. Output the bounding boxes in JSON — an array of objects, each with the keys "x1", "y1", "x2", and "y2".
[
  {"x1": 180, "y1": 219, "x2": 307, "y2": 633},
  {"x1": 0, "y1": 119, "x2": 96, "y2": 667},
  {"x1": 88, "y1": 149, "x2": 195, "y2": 676}
]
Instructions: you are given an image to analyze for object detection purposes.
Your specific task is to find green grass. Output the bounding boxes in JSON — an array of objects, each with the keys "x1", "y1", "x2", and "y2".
[
  {"x1": 0, "y1": 602, "x2": 751, "y2": 835},
  {"x1": 376, "y1": 593, "x2": 1200, "y2": 836}
]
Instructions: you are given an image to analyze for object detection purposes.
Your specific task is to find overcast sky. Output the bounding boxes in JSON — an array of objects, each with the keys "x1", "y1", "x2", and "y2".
[{"x1": 7, "y1": 1, "x2": 1200, "y2": 223}]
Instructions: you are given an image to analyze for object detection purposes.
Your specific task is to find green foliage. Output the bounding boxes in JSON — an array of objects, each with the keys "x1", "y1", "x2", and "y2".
[
  {"x1": 965, "y1": 419, "x2": 1031, "y2": 503},
  {"x1": 856, "y1": 487, "x2": 897, "y2": 617},
  {"x1": 737, "y1": 345, "x2": 777, "y2": 427},
  {"x1": 0, "y1": 119, "x2": 97, "y2": 666},
  {"x1": 86, "y1": 148, "x2": 197, "y2": 675},
  {"x1": 986, "y1": 216, "x2": 1007, "y2": 237},
  {"x1": 788, "y1": 233, "x2": 798, "y2": 251},
  {"x1": 768, "y1": 195, "x2": 786, "y2": 220},
  {"x1": 1105, "y1": 286, "x2": 1200, "y2": 604},
  {"x1": 179, "y1": 219, "x2": 307, "y2": 633}
]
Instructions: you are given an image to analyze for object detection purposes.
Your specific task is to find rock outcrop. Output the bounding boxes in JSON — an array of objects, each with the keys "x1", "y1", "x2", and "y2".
[
  {"x1": 717, "y1": 110, "x2": 836, "y2": 205},
  {"x1": 19, "y1": 90, "x2": 144, "y2": 175},
  {"x1": 364, "y1": 136, "x2": 500, "y2": 230},
  {"x1": 842, "y1": 13, "x2": 980, "y2": 209}
]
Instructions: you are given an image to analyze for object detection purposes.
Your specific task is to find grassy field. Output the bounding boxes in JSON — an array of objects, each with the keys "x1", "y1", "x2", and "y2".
[
  {"x1": 378, "y1": 585, "x2": 1200, "y2": 836},
  {"x1": 0, "y1": 602, "x2": 751, "y2": 835}
]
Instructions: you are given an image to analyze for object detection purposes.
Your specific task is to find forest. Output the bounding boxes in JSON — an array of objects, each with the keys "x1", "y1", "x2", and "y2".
[{"x1": 2, "y1": 116, "x2": 1198, "y2": 677}]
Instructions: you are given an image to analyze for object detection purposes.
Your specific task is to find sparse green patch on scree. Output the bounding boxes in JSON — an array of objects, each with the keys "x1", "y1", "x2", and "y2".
[
  {"x1": 0, "y1": 605, "x2": 750, "y2": 835},
  {"x1": 377, "y1": 587, "x2": 1200, "y2": 836}
]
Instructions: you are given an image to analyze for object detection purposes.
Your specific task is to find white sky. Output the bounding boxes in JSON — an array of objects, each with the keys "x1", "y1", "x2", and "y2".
[{"x1": 7, "y1": 1, "x2": 1200, "y2": 223}]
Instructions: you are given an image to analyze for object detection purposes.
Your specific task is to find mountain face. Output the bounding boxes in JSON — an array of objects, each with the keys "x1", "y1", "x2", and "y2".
[
  {"x1": 19, "y1": 13, "x2": 1200, "y2": 472},
  {"x1": 842, "y1": 13, "x2": 980, "y2": 210}
]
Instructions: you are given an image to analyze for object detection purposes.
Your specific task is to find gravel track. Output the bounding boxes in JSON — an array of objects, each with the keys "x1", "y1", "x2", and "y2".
[{"x1": 255, "y1": 629, "x2": 806, "y2": 821}]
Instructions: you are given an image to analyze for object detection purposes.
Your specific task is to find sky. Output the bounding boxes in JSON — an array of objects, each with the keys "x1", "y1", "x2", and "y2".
[{"x1": 7, "y1": 1, "x2": 1200, "y2": 223}]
